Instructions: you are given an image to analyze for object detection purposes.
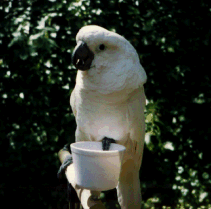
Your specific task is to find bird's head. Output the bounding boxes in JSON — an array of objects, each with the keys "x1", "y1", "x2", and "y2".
[{"x1": 72, "y1": 25, "x2": 147, "y2": 93}]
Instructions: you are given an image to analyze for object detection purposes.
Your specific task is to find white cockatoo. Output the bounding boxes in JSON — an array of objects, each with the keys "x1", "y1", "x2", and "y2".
[{"x1": 66, "y1": 25, "x2": 147, "y2": 209}]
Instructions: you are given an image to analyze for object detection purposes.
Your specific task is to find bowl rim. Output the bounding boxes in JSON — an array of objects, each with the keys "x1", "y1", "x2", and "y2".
[{"x1": 70, "y1": 141, "x2": 126, "y2": 156}]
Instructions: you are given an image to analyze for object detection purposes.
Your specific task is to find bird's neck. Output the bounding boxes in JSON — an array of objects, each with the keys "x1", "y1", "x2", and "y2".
[
  {"x1": 76, "y1": 68, "x2": 135, "y2": 95},
  {"x1": 75, "y1": 85, "x2": 142, "y2": 105}
]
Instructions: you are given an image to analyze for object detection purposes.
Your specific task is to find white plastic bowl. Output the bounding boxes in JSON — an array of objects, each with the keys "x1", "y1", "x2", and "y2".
[{"x1": 70, "y1": 141, "x2": 126, "y2": 191}]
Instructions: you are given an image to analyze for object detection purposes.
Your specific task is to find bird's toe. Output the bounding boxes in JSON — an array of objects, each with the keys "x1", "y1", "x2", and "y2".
[
  {"x1": 57, "y1": 154, "x2": 73, "y2": 179},
  {"x1": 102, "y1": 137, "x2": 116, "y2": 151}
]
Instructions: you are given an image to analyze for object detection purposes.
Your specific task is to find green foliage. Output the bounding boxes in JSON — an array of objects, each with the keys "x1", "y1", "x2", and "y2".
[{"x1": 0, "y1": 0, "x2": 211, "y2": 208}]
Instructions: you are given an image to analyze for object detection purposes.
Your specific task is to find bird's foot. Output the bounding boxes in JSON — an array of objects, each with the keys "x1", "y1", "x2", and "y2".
[
  {"x1": 57, "y1": 144, "x2": 73, "y2": 179},
  {"x1": 102, "y1": 137, "x2": 116, "y2": 151},
  {"x1": 61, "y1": 143, "x2": 71, "y2": 152}
]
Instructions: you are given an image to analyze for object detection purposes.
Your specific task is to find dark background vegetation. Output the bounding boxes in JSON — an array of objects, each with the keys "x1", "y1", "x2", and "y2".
[{"x1": 0, "y1": 0, "x2": 210, "y2": 208}]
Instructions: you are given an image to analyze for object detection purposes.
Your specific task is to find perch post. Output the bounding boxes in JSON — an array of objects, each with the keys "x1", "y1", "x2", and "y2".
[
  {"x1": 58, "y1": 148, "x2": 82, "y2": 209},
  {"x1": 58, "y1": 148, "x2": 106, "y2": 209}
]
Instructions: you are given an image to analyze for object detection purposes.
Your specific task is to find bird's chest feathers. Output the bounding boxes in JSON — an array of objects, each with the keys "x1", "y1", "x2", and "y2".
[{"x1": 76, "y1": 94, "x2": 129, "y2": 141}]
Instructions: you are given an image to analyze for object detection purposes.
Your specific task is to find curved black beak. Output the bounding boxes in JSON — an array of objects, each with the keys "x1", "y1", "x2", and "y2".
[{"x1": 72, "y1": 41, "x2": 94, "y2": 71}]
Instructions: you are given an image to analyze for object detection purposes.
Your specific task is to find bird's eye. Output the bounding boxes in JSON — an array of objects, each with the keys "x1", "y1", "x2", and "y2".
[{"x1": 99, "y1": 44, "x2": 105, "y2": 50}]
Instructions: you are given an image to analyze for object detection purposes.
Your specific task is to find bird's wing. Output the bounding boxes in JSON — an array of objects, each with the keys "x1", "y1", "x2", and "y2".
[
  {"x1": 70, "y1": 88, "x2": 77, "y2": 117},
  {"x1": 125, "y1": 86, "x2": 146, "y2": 169},
  {"x1": 116, "y1": 86, "x2": 146, "y2": 209}
]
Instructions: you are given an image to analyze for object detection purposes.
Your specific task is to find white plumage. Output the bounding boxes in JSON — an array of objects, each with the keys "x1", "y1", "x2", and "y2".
[{"x1": 69, "y1": 25, "x2": 147, "y2": 209}]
